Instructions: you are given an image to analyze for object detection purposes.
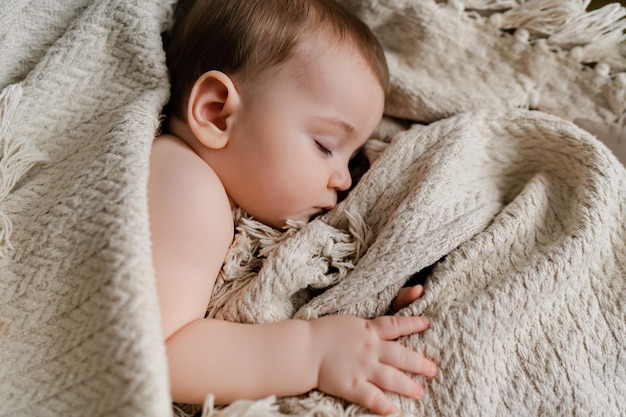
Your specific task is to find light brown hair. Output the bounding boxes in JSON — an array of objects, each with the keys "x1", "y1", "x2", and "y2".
[{"x1": 164, "y1": 0, "x2": 389, "y2": 120}]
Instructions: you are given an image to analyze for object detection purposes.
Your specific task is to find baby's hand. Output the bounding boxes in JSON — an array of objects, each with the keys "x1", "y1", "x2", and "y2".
[
  {"x1": 388, "y1": 284, "x2": 424, "y2": 315},
  {"x1": 311, "y1": 314, "x2": 436, "y2": 415}
]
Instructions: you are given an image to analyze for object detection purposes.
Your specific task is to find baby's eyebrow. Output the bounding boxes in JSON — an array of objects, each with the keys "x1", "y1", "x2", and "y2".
[{"x1": 317, "y1": 116, "x2": 356, "y2": 135}]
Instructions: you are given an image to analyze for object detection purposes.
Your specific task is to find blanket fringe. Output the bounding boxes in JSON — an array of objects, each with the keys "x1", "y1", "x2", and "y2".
[
  {"x1": 200, "y1": 395, "x2": 281, "y2": 417},
  {"x1": 173, "y1": 395, "x2": 280, "y2": 417},
  {"x1": 207, "y1": 209, "x2": 373, "y2": 320},
  {"x1": 0, "y1": 83, "x2": 46, "y2": 257},
  {"x1": 206, "y1": 210, "x2": 306, "y2": 319},
  {"x1": 195, "y1": 393, "x2": 382, "y2": 417},
  {"x1": 452, "y1": 0, "x2": 626, "y2": 72}
]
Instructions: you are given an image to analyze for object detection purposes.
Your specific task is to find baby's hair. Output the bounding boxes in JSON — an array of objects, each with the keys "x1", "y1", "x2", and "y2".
[{"x1": 164, "y1": 0, "x2": 389, "y2": 121}]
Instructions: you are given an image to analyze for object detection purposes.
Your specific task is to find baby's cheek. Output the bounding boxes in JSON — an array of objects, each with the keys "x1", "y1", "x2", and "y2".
[{"x1": 273, "y1": 194, "x2": 303, "y2": 215}]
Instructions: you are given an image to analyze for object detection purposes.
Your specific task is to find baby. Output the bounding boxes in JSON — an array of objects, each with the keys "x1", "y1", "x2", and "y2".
[{"x1": 148, "y1": 0, "x2": 437, "y2": 415}]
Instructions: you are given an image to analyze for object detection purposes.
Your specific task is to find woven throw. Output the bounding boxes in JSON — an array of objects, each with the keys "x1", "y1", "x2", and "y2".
[
  {"x1": 0, "y1": 1, "x2": 625, "y2": 417},
  {"x1": 198, "y1": 109, "x2": 626, "y2": 417},
  {"x1": 0, "y1": 1, "x2": 174, "y2": 416}
]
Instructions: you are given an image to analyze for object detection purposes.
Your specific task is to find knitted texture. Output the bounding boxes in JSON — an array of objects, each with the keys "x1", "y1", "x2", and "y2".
[
  {"x1": 347, "y1": 0, "x2": 626, "y2": 125},
  {"x1": 0, "y1": 1, "x2": 174, "y2": 416},
  {"x1": 0, "y1": 1, "x2": 625, "y2": 417}
]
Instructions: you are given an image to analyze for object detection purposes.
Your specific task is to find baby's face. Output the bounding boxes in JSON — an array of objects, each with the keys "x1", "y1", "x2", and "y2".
[{"x1": 221, "y1": 37, "x2": 385, "y2": 228}]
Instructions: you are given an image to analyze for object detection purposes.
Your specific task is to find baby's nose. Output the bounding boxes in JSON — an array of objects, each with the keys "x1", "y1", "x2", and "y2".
[{"x1": 329, "y1": 166, "x2": 352, "y2": 191}]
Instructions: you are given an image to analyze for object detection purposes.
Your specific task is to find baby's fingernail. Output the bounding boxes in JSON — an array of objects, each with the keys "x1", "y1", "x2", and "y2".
[
  {"x1": 428, "y1": 363, "x2": 437, "y2": 376},
  {"x1": 420, "y1": 317, "x2": 430, "y2": 327},
  {"x1": 415, "y1": 384, "x2": 424, "y2": 399}
]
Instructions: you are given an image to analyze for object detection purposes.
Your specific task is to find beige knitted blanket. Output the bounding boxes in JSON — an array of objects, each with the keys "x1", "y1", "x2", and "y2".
[{"x1": 1, "y1": 1, "x2": 625, "y2": 417}]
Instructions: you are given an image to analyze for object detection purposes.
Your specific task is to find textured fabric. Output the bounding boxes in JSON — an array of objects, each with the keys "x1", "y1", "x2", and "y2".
[
  {"x1": 344, "y1": 0, "x2": 626, "y2": 123},
  {"x1": 0, "y1": 1, "x2": 624, "y2": 417},
  {"x1": 204, "y1": 110, "x2": 626, "y2": 417},
  {"x1": 0, "y1": 1, "x2": 174, "y2": 416}
]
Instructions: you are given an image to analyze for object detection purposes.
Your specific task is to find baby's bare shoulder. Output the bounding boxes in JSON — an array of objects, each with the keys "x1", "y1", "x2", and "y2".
[
  {"x1": 150, "y1": 134, "x2": 227, "y2": 206},
  {"x1": 148, "y1": 134, "x2": 233, "y2": 339},
  {"x1": 149, "y1": 134, "x2": 232, "y2": 241}
]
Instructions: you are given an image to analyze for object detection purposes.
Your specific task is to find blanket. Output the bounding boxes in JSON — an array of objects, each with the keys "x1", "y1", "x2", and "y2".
[{"x1": 1, "y1": 1, "x2": 625, "y2": 417}]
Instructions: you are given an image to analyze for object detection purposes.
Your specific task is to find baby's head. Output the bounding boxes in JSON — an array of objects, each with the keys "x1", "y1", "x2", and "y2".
[
  {"x1": 165, "y1": 0, "x2": 388, "y2": 228},
  {"x1": 165, "y1": 0, "x2": 388, "y2": 121}
]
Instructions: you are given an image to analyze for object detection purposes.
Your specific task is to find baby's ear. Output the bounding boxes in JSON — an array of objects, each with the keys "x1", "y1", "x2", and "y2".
[{"x1": 187, "y1": 70, "x2": 240, "y2": 149}]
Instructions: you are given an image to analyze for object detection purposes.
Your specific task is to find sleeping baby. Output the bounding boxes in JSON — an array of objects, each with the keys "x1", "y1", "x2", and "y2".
[{"x1": 147, "y1": 0, "x2": 437, "y2": 415}]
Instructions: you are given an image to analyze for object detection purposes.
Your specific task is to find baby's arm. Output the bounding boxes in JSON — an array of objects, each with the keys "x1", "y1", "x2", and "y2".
[
  {"x1": 167, "y1": 311, "x2": 434, "y2": 414},
  {"x1": 148, "y1": 136, "x2": 436, "y2": 415}
]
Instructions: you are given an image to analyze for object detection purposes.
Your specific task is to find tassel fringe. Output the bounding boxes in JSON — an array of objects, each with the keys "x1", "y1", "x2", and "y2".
[
  {"x1": 0, "y1": 84, "x2": 46, "y2": 257},
  {"x1": 452, "y1": 0, "x2": 626, "y2": 72}
]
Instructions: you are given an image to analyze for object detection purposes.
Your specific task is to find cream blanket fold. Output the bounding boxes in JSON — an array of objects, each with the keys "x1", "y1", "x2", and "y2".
[
  {"x1": 199, "y1": 110, "x2": 626, "y2": 417},
  {"x1": 1, "y1": 1, "x2": 625, "y2": 417},
  {"x1": 1, "y1": 1, "x2": 174, "y2": 416}
]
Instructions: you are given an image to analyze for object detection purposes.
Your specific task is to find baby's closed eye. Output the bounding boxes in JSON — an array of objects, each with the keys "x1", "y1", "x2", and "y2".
[{"x1": 314, "y1": 139, "x2": 333, "y2": 156}]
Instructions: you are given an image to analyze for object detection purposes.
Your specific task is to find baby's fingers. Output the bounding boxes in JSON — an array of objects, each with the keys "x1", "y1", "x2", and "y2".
[
  {"x1": 388, "y1": 285, "x2": 424, "y2": 314},
  {"x1": 371, "y1": 315, "x2": 430, "y2": 340},
  {"x1": 380, "y1": 342, "x2": 437, "y2": 378},
  {"x1": 347, "y1": 380, "x2": 400, "y2": 416},
  {"x1": 370, "y1": 364, "x2": 425, "y2": 401}
]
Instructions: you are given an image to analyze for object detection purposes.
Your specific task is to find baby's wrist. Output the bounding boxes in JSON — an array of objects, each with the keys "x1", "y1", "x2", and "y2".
[
  {"x1": 307, "y1": 317, "x2": 335, "y2": 390},
  {"x1": 289, "y1": 318, "x2": 323, "y2": 392}
]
